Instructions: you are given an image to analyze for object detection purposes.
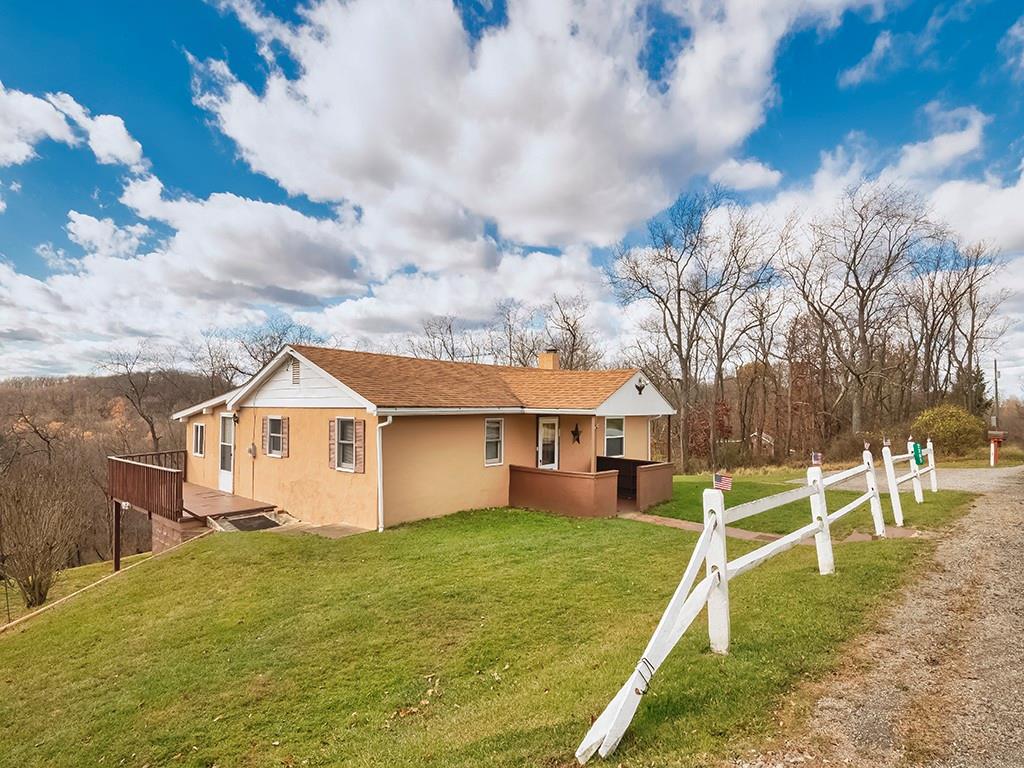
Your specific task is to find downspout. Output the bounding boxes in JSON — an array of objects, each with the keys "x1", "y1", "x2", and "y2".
[{"x1": 375, "y1": 416, "x2": 393, "y2": 532}]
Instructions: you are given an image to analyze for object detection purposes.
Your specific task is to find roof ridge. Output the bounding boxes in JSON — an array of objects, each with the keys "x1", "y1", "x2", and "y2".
[{"x1": 289, "y1": 343, "x2": 637, "y2": 374}]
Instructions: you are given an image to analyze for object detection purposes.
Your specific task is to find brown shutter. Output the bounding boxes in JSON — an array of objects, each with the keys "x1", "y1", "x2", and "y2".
[
  {"x1": 355, "y1": 419, "x2": 365, "y2": 474},
  {"x1": 328, "y1": 418, "x2": 337, "y2": 469},
  {"x1": 261, "y1": 416, "x2": 269, "y2": 455},
  {"x1": 281, "y1": 417, "x2": 289, "y2": 458}
]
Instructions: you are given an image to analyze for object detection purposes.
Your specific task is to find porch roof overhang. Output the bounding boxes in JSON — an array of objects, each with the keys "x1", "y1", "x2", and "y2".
[{"x1": 171, "y1": 389, "x2": 240, "y2": 422}]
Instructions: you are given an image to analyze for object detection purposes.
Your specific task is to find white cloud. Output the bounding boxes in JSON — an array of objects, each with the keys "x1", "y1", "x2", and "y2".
[
  {"x1": 710, "y1": 157, "x2": 782, "y2": 190},
  {"x1": 838, "y1": 30, "x2": 894, "y2": 87},
  {"x1": 65, "y1": 211, "x2": 150, "y2": 258},
  {"x1": 196, "y1": 0, "x2": 883, "y2": 248},
  {"x1": 0, "y1": 81, "x2": 75, "y2": 167},
  {"x1": 119, "y1": 175, "x2": 366, "y2": 301},
  {"x1": 884, "y1": 103, "x2": 988, "y2": 180},
  {"x1": 45, "y1": 92, "x2": 146, "y2": 170},
  {"x1": 1000, "y1": 17, "x2": 1024, "y2": 80}
]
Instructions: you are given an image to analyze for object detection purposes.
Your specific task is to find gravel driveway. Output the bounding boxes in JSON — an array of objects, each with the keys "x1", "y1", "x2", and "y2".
[
  {"x1": 733, "y1": 465, "x2": 1024, "y2": 768},
  {"x1": 806, "y1": 465, "x2": 1023, "y2": 494}
]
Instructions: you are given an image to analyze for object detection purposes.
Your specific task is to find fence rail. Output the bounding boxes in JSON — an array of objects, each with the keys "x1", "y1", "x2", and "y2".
[
  {"x1": 114, "y1": 449, "x2": 187, "y2": 474},
  {"x1": 576, "y1": 444, "x2": 937, "y2": 763},
  {"x1": 881, "y1": 439, "x2": 937, "y2": 526},
  {"x1": 107, "y1": 452, "x2": 185, "y2": 522}
]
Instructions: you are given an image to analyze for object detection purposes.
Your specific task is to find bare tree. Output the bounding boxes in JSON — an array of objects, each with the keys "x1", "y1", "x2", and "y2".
[
  {"x1": 0, "y1": 459, "x2": 81, "y2": 607},
  {"x1": 786, "y1": 184, "x2": 941, "y2": 433},
  {"x1": 97, "y1": 345, "x2": 170, "y2": 451},
  {"x1": 544, "y1": 293, "x2": 603, "y2": 370},
  {"x1": 946, "y1": 242, "x2": 1007, "y2": 414},
  {"x1": 186, "y1": 330, "x2": 239, "y2": 394},
  {"x1": 486, "y1": 299, "x2": 544, "y2": 367},
  {"x1": 694, "y1": 206, "x2": 782, "y2": 464},
  {"x1": 610, "y1": 189, "x2": 724, "y2": 471},
  {"x1": 227, "y1": 316, "x2": 326, "y2": 378},
  {"x1": 408, "y1": 315, "x2": 485, "y2": 362}
]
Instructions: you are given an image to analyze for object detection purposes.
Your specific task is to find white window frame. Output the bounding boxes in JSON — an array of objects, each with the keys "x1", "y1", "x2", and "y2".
[
  {"x1": 192, "y1": 422, "x2": 205, "y2": 457},
  {"x1": 335, "y1": 416, "x2": 356, "y2": 472},
  {"x1": 605, "y1": 416, "x2": 625, "y2": 458},
  {"x1": 484, "y1": 418, "x2": 504, "y2": 467},
  {"x1": 267, "y1": 415, "x2": 284, "y2": 458}
]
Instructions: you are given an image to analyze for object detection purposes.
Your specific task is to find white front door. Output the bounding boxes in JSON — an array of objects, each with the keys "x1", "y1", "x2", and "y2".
[
  {"x1": 218, "y1": 414, "x2": 234, "y2": 492},
  {"x1": 538, "y1": 417, "x2": 559, "y2": 469}
]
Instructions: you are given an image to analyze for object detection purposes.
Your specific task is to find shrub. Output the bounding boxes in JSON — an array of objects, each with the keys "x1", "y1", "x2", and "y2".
[
  {"x1": 0, "y1": 461, "x2": 81, "y2": 608},
  {"x1": 912, "y1": 404, "x2": 985, "y2": 456}
]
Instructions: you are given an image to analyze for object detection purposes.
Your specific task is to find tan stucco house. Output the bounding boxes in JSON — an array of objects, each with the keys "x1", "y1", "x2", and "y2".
[{"x1": 166, "y1": 344, "x2": 676, "y2": 534}]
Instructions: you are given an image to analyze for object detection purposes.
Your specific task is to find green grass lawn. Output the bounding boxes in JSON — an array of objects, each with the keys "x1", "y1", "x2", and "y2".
[
  {"x1": 1, "y1": 553, "x2": 149, "y2": 624},
  {"x1": 0, "y1": 487, "x2": 975, "y2": 768},
  {"x1": 649, "y1": 474, "x2": 975, "y2": 537}
]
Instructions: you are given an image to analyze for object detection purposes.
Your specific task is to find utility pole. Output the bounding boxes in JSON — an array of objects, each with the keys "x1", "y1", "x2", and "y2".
[{"x1": 993, "y1": 359, "x2": 1000, "y2": 429}]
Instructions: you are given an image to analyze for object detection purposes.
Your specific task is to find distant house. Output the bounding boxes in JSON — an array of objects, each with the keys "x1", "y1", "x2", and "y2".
[{"x1": 109, "y1": 345, "x2": 676, "y2": 553}]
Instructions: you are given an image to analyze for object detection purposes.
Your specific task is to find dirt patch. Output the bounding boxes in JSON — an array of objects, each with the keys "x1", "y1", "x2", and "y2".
[{"x1": 728, "y1": 466, "x2": 1024, "y2": 768}]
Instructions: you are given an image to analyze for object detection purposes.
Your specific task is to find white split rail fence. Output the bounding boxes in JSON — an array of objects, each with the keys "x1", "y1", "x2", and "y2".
[
  {"x1": 576, "y1": 444, "x2": 937, "y2": 764},
  {"x1": 880, "y1": 438, "x2": 937, "y2": 526}
]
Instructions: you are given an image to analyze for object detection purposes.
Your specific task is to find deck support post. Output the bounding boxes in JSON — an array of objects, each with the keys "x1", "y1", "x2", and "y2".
[{"x1": 112, "y1": 499, "x2": 122, "y2": 572}]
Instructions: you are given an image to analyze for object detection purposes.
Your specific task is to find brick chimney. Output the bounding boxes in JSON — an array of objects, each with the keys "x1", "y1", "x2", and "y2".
[{"x1": 538, "y1": 347, "x2": 560, "y2": 370}]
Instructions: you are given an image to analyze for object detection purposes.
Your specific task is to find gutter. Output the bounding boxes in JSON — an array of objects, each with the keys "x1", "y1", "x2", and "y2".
[{"x1": 375, "y1": 415, "x2": 394, "y2": 532}]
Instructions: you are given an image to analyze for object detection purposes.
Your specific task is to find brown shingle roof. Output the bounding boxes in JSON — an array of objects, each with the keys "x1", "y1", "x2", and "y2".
[{"x1": 290, "y1": 345, "x2": 636, "y2": 410}]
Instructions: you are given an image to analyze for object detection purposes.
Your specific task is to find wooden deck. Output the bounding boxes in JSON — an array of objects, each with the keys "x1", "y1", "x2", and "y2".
[{"x1": 182, "y1": 483, "x2": 275, "y2": 520}]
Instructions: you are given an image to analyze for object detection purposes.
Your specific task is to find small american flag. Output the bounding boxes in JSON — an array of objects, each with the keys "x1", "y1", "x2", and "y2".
[
  {"x1": 713, "y1": 472, "x2": 733, "y2": 491},
  {"x1": 811, "y1": 451, "x2": 823, "y2": 466}
]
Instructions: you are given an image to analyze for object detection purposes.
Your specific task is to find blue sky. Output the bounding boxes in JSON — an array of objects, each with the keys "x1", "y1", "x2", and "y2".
[{"x1": 0, "y1": 0, "x2": 1023, "y2": 389}]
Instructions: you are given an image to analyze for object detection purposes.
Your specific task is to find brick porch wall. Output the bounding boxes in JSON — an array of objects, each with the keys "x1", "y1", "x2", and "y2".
[{"x1": 151, "y1": 515, "x2": 208, "y2": 554}]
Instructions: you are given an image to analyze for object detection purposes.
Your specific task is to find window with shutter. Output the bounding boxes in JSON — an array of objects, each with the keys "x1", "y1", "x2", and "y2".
[
  {"x1": 267, "y1": 416, "x2": 284, "y2": 457},
  {"x1": 335, "y1": 417, "x2": 355, "y2": 471}
]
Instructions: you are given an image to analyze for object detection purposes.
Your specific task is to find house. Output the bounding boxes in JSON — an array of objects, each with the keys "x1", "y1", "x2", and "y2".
[{"x1": 109, "y1": 345, "x2": 676, "y2": 555}]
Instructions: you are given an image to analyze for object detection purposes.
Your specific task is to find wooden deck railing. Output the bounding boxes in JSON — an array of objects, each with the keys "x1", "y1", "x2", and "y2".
[{"x1": 108, "y1": 450, "x2": 186, "y2": 521}]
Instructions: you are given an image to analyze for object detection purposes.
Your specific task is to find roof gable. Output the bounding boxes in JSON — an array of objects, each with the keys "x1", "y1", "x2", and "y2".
[{"x1": 291, "y1": 345, "x2": 640, "y2": 411}]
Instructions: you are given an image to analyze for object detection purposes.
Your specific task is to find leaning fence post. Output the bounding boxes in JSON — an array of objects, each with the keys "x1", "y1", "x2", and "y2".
[
  {"x1": 926, "y1": 438, "x2": 938, "y2": 493},
  {"x1": 807, "y1": 466, "x2": 834, "y2": 575},
  {"x1": 908, "y1": 439, "x2": 924, "y2": 504},
  {"x1": 862, "y1": 449, "x2": 886, "y2": 538},
  {"x1": 881, "y1": 445, "x2": 904, "y2": 527},
  {"x1": 702, "y1": 488, "x2": 730, "y2": 654}
]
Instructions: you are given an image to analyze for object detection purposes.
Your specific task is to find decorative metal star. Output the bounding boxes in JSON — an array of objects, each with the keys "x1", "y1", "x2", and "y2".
[{"x1": 571, "y1": 423, "x2": 581, "y2": 443}]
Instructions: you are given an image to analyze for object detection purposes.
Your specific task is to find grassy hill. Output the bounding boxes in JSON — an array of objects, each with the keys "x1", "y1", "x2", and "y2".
[{"x1": 0, "y1": 482, "x2": 974, "y2": 768}]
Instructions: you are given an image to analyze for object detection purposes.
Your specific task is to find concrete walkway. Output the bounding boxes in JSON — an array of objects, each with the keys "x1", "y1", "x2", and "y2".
[
  {"x1": 270, "y1": 520, "x2": 369, "y2": 539},
  {"x1": 618, "y1": 511, "x2": 781, "y2": 542}
]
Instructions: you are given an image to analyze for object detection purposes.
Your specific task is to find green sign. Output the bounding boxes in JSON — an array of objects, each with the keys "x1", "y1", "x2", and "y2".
[{"x1": 913, "y1": 442, "x2": 923, "y2": 466}]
